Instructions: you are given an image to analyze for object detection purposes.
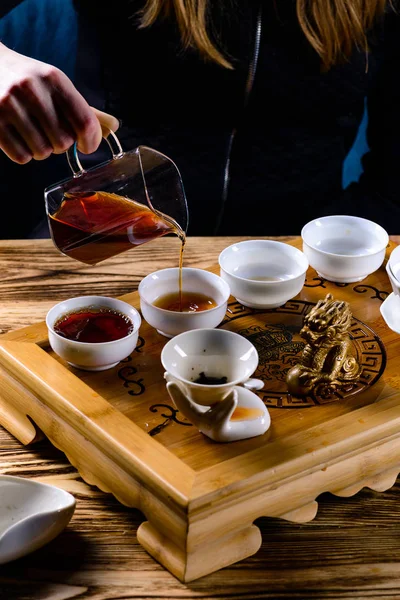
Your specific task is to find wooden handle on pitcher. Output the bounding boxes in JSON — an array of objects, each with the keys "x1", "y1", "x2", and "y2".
[{"x1": 91, "y1": 107, "x2": 120, "y2": 138}]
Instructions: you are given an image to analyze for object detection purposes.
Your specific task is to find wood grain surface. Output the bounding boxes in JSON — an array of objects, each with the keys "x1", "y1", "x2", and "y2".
[{"x1": 2, "y1": 236, "x2": 400, "y2": 599}]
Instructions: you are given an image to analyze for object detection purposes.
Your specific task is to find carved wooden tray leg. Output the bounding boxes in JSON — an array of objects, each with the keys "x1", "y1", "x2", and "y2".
[
  {"x1": 0, "y1": 366, "x2": 42, "y2": 444},
  {"x1": 0, "y1": 365, "x2": 193, "y2": 581},
  {"x1": 44, "y1": 415, "x2": 192, "y2": 583},
  {"x1": 138, "y1": 520, "x2": 261, "y2": 583}
]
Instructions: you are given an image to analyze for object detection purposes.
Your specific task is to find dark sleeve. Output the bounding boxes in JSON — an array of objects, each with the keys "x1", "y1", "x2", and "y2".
[
  {"x1": 340, "y1": 6, "x2": 400, "y2": 233},
  {"x1": 0, "y1": 1, "x2": 25, "y2": 19}
]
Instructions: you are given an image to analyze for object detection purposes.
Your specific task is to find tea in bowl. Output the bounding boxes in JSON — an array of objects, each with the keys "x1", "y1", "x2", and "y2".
[
  {"x1": 301, "y1": 215, "x2": 389, "y2": 283},
  {"x1": 161, "y1": 328, "x2": 263, "y2": 406},
  {"x1": 218, "y1": 239, "x2": 308, "y2": 309},
  {"x1": 138, "y1": 267, "x2": 230, "y2": 338},
  {"x1": 46, "y1": 295, "x2": 141, "y2": 371}
]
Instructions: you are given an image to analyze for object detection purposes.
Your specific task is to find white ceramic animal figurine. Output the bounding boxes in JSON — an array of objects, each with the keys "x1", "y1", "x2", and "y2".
[{"x1": 166, "y1": 381, "x2": 271, "y2": 443}]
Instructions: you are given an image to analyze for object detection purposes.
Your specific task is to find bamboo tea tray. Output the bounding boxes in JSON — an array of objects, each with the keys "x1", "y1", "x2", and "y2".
[{"x1": 1, "y1": 241, "x2": 400, "y2": 582}]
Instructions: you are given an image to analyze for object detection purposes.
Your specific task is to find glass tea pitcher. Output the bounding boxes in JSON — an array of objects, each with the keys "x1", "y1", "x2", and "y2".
[{"x1": 44, "y1": 132, "x2": 188, "y2": 265}]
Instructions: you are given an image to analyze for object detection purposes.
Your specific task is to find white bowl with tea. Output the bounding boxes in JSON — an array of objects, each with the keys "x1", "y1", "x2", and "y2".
[
  {"x1": 218, "y1": 239, "x2": 309, "y2": 309},
  {"x1": 46, "y1": 295, "x2": 141, "y2": 371},
  {"x1": 301, "y1": 215, "x2": 389, "y2": 283},
  {"x1": 138, "y1": 267, "x2": 230, "y2": 338}
]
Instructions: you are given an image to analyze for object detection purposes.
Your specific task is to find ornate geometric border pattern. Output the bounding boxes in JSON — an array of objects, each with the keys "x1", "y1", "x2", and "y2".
[{"x1": 221, "y1": 300, "x2": 386, "y2": 408}]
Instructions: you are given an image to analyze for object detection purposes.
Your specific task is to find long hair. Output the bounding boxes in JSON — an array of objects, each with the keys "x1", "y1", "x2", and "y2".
[{"x1": 138, "y1": 0, "x2": 388, "y2": 70}]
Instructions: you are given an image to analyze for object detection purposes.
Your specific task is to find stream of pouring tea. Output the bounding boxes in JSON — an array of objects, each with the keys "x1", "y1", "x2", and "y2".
[{"x1": 49, "y1": 190, "x2": 186, "y2": 310}]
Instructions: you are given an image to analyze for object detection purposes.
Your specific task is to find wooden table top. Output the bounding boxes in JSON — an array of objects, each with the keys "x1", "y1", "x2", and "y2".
[{"x1": 1, "y1": 235, "x2": 400, "y2": 600}]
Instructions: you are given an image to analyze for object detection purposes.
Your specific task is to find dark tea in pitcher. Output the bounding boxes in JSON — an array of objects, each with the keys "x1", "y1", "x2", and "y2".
[{"x1": 49, "y1": 190, "x2": 185, "y2": 266}]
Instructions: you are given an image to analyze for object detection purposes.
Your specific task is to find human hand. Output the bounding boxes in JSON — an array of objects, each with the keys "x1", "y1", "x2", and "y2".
[
  {"x1": 166, "y1": 381, "x2": 238, "y2": 442},
  {"x1": 166, "y1": 382, "x2": 270, "y2": 442},
  {"x1": 0, "y1": 43, "x2": 119, "y2": 164}
]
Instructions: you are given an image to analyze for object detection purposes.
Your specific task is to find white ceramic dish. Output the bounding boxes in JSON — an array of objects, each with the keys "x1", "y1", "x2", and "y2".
[
  {"x1": 166, "y1": 381, "x2": 271, "y2": 443},
  {"x1": 301, "y1": 215, "x2": 389, "y2": 283},
  {"x1": 380, "y1": 292, "x2": 400, "y2": 334},
  {"x1": 218, "y1": 239, "x2": 308, "y2": 309},
  {"x1": 46, "y1": 295, "x2": 141, "y2": 371},
  {"x1": 161, "y1": 328, "x2": 263, "y2": 406},
  {"x1": 138, "y1": 267, "x2": 230, "y2": 338},
  {"x1": 0, "y1": 475, "x2": 75, "y2": 565}
]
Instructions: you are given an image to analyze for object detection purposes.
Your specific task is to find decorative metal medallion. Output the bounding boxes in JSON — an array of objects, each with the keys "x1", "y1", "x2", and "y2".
[{"x1": 220, "y1": 300, "x2": 386, "y2": 408}]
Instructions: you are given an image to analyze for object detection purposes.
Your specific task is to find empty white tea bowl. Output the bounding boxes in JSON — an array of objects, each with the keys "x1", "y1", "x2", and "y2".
[
  {"x1": 386, "y1": 244, "x2": 400, "y2": 294},
  {"x1": 381, "y1": 245, "x2": 400, "y2": 334},
  {"x1": 0, "y1": 475, "x2": 75, "y2": 564},
  {"x1": 301, "y1": 215, "x2": 389, "y2": 283},
  {"x1": 46, "y1": 295, "x2": 141, "y2": 371},
  {"x1": 161, "y1": 328, "x2": 263, "y2": 406},
  {"x1": 138, "y1": 267, "x2": 230, "y2": 338},
  {"x1": 218, "y1": 239, "x2": 308, "y2": 309}
]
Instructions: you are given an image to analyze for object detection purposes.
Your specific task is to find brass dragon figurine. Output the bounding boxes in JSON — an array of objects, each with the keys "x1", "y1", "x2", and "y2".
[{"x1": 286, "y1": 293, "x2": 362, "y2": 397}]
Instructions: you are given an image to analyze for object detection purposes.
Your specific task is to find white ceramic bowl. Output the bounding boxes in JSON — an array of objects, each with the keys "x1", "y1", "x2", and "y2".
[
  {"x1": 387, "y1": 244, "x2": 400, "y2": 292},
  {"x1": 46, "y1": 295, "x2": 141, "y2": 371},
  {"x1": 161, "y1": 328, "x2": 260, "y2": 406},
  {"x1": 138, "y1": 267, "x2": 230, "y2": 338},
  {"x1": 218, "y1": 239, "x2": 309, "y2": 309},
  {"x1": 387, "y1": 254, "x2": 400, "y2": 299},
  {"x1": 381, "y1": 245, "x2": 400, "y2": 334},
  {"x1": 301, "y1": 215, "x2": 389, "y2": 283},
  {"x1": 0, "y1": 475, "x2": 75, "y2": 564}
]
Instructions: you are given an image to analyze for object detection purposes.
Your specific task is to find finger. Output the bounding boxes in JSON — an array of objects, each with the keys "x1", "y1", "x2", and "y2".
[
  {"x1": 210, "y1": 389, "x2": 237, "y2": 422},
  {"x1": 12, "y1": 76, "x2": 75, "y2": 155},
  {"x1": 166, "y1": 382, "x2": 189, "y2": 411},
  {"x1": 166, "y1": 382, "x2": 202, "y2": 420},
  {"x1": 91, "y1": 107, "x2": 120, "y2": 138},
  {"x1": 0, "y1": 94, "x2": 53, "y2": 160},
  {"x1": 36, "y1": 105, "x2": 75, "y2": 155},
  {"x1": 52, "y1": 71, "x2": 102, "y2": 154},
  {"x1": 51, "y1": 119, "x2": 75, "y2": 154},
  {"x1": 13, "y1": 114, "x2": 54, "y2": 161},
  {"x1": 0, "y1": 123, "x2": 32, "y2": 164}
]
